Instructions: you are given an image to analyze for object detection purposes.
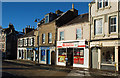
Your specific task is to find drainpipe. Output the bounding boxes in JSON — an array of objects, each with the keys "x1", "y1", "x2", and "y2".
[
  {"x1": 89, "y1": 3, "x2": 92, "y2": 68},
  {"x1": 37, "y1": 30, "x2": 40, "y2": 63}
]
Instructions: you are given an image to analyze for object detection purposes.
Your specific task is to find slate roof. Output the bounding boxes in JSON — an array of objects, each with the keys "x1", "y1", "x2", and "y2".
[
  {"x1": 21, "y1": 30, "x2": 35, "y2": 38},
  {"x1": 63, "y1": 13, "x2": 89, "y2": 26}
]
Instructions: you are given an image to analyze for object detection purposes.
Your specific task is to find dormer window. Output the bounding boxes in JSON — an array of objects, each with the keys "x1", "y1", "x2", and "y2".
[{"x1": 45, "y1": 15, "x2": 49, "y2": 23}]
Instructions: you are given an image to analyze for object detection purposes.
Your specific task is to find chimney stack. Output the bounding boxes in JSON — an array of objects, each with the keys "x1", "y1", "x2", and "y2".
[
  {"x1": 28, "y1": 25, "x2": 30, "y2": 28},
  {"x1": 72, "y1": 3, "x2": 74, "y2": 9},
  {"x1": 23, "y1": 28, "x2": 24, "y2": 33}
]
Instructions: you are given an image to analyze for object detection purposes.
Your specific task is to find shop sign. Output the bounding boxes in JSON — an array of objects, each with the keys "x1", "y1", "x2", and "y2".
[{"x1": 62, "y1": 43, "x2": 78, "y2": 47}]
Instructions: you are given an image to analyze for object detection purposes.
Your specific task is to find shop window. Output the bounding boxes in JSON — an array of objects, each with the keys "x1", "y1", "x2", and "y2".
[
  {"x1": 60, "y1": 31, "x2": 64, "y2": 41},
  {"x1": 76, "y1": 28, "x2": 82, "y2": 39},
  {"x1": 101, "y1": 47, "x2": 115, "y2": 64},
  {"x1": 42, "y1": 34, "x2": 45, "y2": 43},
  {"x1": 58, "y1": 48, "x2": 66, "y2": 63},
  {"x1": 27, "y1": 50, "x2": 31, "y2": 59},
  {"x1": 109, "y1": 16, "x2": 116, "y2": 33},
  {"x1": 41, "y1": 50, "x2": 45, "y2": 61},
  {"x1": 48, "y1": 33, "x2": 52, "y2": 43},
  {"x1": 94, "y1": 19, "x2": 103, "y2": 35},
  {"x1": 74, "y1": 48, "x2": 84, "y2": 64}
]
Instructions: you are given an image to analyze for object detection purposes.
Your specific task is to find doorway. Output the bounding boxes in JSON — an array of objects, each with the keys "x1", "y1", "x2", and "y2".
[
  {"x1": 46, "y1": 50, "x2": 50, "y2": 64},
  {"x1": 67, "y1": 48, "x2": 73, "y2": 67},
  {"x1": 51, "y1": 51, "x2": 55, "y2": 65},
  {"x1": 92, "y1": 48, "x2": 98, "y2": 69}
]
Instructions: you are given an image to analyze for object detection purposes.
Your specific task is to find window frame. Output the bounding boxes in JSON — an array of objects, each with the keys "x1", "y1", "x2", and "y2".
[
  {"x1": 98, "y1": 0, "x2": 103, "y2": 9},
  {"x1": 48, "y1": 33, "x2": 52, "y2": 43},
  {"x1": 103, "y1": 0, "x2": 108, "y2": 7},
  {"x1": 42, "y1": 34, "x2": 45, "y2": 44},
  {"x1": 76, "y1": 28, "x2": 82, "y2": 40},
  {"x1": 109, "y1": 16, "x2": 117, "y2": 33},
  {"x1": 60, "y1": 31, "x2": 64, "y2": 41},
  {"x1": 94, "y1": 18, "x2": 103, "y2": 35}
]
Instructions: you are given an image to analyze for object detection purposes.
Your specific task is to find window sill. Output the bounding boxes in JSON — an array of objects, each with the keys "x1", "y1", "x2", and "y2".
[
  {"x1": 96, "y1": 6, "x2": 111, "y2": 12},
  {"x1": 49, "y1": 42, "x2": 52, "y2": 44},
  {"x1": 108, "y1": 32, "x2": 118, "y2": 36},
  {"x1": 42, "y1": 42, "x2": 45, "y2": 44},
  {"x1": 101, "y1": 63, "x2": 115, "y2": 66},
  {"x1": 94, "y1": 34, "x2": 105, "y2": 37}
]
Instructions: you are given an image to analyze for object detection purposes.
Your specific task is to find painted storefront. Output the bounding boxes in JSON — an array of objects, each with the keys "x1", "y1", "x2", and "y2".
[
  {"x1": 57, "y1": 40, "x2": 89, "y2": 68},
  {"x1": 39, "y1": 47, "x2": 55, "y2": 65}
]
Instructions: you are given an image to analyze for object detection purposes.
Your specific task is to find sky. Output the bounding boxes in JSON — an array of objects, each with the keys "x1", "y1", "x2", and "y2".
[{"x1": 2, "y1": 2, "x2": 90, "y2": 32}]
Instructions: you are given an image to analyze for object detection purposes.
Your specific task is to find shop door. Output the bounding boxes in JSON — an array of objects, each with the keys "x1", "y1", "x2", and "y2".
[
  {"x1": 92, "y1": 48, "x2": 98, "y2": 69},
  {"x1": 46, "y1": 50, "x2": 50, "y2": 64},
  {"x1": 51, "y1": 51, "x2": 55, "y2": 65},
  {"x1": 67, "y1": 48, "x2": 73, "y2": 66}
]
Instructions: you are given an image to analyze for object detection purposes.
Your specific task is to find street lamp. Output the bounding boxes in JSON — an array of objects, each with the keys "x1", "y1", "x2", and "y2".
[{"x1": 35, "y1": 19, "x2": 40, "y2": 63}]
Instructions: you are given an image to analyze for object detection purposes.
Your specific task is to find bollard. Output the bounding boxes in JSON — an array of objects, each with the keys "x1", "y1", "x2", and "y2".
[{"x1": 114, "y1": 62, "x2": 117, "y2": 76}]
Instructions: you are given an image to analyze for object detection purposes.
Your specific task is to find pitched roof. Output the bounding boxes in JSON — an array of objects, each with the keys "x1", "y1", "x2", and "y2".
[
  {"x1": 21, "y1": 30, "x2": 35, "y2": 38},
  {"x1": 63, "y1": 13, "x2": 89, "y2": 26}
]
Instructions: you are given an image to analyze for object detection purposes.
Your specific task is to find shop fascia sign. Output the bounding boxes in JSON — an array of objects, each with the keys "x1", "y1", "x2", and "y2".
[{"x1": 57, "y1": 40, "x2": 85, "y2": 48}]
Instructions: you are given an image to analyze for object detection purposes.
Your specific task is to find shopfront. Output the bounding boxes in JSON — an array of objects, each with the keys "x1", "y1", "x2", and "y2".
[
  {"x1": 34, "y1": 47, "x2": 38, "y2": 62},
  {"x1": 57, "y1": 40, "x2": 89, "y2": 68},
  {"x1": 90, "y1": 40, "x2": 120, "y2": 71},
  {"x1": 27, "y1": 48, "x2": 34, "y2": 61},
  {"x1": 17, "y1": 48, "x2": 26, "y2": 60},
  {"x1": 40, "y1": 47, "x2": 51, "y2": 64},
  {"x1": 39, "y1": 47, "x2": 55, "y2": 65}
]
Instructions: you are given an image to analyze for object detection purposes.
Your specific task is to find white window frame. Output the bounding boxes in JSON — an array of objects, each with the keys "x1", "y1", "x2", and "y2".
[
  {"x1": 76, "y1": 28, "x2": 82, "y2": 39},
  {"x1": 94, "y1": 18, "x2": 103, "y2": 35},
  {"x1": 48, "y1": 33, "x2": 52, "y2": 43},
  {"x1": 98, "y1": 0, "x2": 103, "y2": 9},
  {"x1": 60, "y1": 31, "x2": 64, "y2": 41},
  {"x1": 103, "y1": 0, "x2": 108, "y2": 7},
  {"x1": 109, "y1": 16, "x2": 117, "y2": 33}
]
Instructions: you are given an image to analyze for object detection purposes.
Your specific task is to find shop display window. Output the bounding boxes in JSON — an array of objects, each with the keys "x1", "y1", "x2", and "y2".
[
  {"x1": 74, "y1": 48, "x2": 84, "y2": 64},
  {"x1": 101, "y1": 47, "x2": 115, "y2": 64},
  {"x1": 41, "y1": 50, "x2": 45, "y2": 61},
  {"x1": 58, "y1": 48, "x2": 66, "y2": 63}
]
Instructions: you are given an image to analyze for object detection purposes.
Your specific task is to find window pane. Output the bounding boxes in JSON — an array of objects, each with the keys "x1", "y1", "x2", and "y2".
[
  {"x1": 60, "y1": 31, "x2": 64, "y2": 40},
  {"x1": 48, "y1": 33, "x2": 52, "y2": 43},
  {"x1": 58, "y1": 49, "x2": 66, "y2": 63},
  {"x1": 95, "y1": 19, "x2": 102, "y2": 35},
  {"x1": 74, "y1": 48, "x2": 84, "y2": 64},
  {"x1": 76, "y1": 28, "x2": 82, "y2": 39},
  {"x1": 110, "y1": 16, "x2": 116, "y2": 33},
  {"x1": 101, "y1": 47, "x2": 115, "y2": 64}
]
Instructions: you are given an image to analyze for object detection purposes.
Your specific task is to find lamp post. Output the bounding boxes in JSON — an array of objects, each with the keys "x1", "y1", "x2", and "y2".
[{"x1": 34, "y1": 19, "x2": 40, "y2": 63}]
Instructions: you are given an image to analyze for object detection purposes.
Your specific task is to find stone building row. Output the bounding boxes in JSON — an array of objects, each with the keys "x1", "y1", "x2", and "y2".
[{"x1": 17, "y1": 1, "x2": 120, "y2": 71}]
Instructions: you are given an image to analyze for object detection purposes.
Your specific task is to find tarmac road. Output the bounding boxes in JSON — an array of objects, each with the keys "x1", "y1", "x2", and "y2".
[{"x1": 2, "y1": 60, "x2": 120, "y2": 78}]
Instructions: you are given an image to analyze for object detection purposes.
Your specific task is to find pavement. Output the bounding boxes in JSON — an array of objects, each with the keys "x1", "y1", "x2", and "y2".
[{"x1": 2, "y1": 59, "x2": 120, "y2": 78}]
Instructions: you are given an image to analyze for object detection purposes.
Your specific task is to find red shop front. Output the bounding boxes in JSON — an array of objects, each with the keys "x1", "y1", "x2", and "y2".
[{"x1": 57, "y1": 40, "x2": 89, "y2": 68}]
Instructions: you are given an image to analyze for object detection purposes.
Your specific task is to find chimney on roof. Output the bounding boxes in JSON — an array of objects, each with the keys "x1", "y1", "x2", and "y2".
[
  {"x1": 72, "y1": 3, "x2": 74, "y2": 9},
  {"x1": 28, "y1": 25, "x2": 30, "y2": 28},
  {"x1": 23, "y1": 28, "x2": 24, "y2": 33}
]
